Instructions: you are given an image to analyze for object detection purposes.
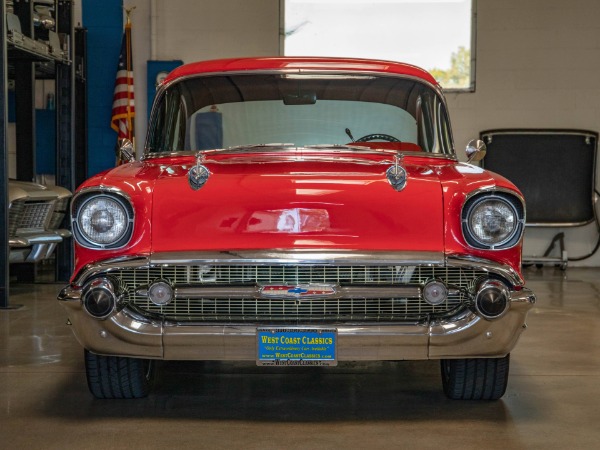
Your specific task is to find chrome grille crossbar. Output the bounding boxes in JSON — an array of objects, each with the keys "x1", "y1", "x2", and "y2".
[{"x1": 139, "y1": 284, "x2": 422, "y2": 300}]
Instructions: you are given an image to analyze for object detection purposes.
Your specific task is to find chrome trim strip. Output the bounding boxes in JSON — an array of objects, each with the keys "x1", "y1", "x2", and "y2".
[
  {"x1": 445, "y1": 254, "x2": 524, "y2": 286},
  {"x1": 526, "y1": 220, "x2": 595, "y2": 228},
  {"x1": 149, "y1": 250, "x2": 445, "y2": 266},
  {"x1": 167, "y1": 284, "x2": 422, "y2": 300}
]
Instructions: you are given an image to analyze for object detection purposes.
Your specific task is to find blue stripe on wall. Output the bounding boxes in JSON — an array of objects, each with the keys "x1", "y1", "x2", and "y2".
[{"x1": 82, "y1": 0, "x2": 123, "y2": 177}]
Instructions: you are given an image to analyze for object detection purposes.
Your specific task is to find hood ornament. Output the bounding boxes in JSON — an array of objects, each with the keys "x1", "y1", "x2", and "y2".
[
  {"x1": 188, "y1": 152, "x2": 210, "y2": 190},
  {"x1": 386, "y1": 152, "x2": 407, "y2": 191}
]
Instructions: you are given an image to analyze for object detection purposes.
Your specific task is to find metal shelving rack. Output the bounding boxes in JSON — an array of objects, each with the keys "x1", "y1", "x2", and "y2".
[{"x1": 1, "y1": 0, "x2": 82, "y2": 308}]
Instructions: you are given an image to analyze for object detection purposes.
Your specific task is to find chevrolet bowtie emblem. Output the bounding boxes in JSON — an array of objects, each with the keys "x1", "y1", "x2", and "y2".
[{"x1": 260, "y1": 284, "x2": 337, "y2": 299}]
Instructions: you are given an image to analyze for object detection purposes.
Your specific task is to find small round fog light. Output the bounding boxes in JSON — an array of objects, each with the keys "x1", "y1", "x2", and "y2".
[
  {"x1": 475, "y1": 279, "x2": 510, "y2": 319},
  {"x1": 148, "y1": 280, "x2": 173, "y2": 306},
  {"x1": 423, "y1": 280, "x2": 448, "y2": 306}
]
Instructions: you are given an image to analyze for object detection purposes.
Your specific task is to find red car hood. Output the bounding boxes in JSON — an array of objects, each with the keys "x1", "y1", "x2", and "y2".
[{"x1": 150, "y1": 155, "x2": 444, "y2": 253}]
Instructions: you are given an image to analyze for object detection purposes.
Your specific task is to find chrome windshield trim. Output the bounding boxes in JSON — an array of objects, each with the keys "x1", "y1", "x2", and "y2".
[
  {"x1": 141, "y1": 144, "x2": 457, "y2": 164},
  {"x1": 144, "y1": 69, "x2": 455, "y2": 160}
]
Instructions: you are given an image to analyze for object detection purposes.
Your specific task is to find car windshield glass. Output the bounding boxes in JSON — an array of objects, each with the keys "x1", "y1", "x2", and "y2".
[{"x1": 146, "y1": 73, "x2": 453, "y2": 155}]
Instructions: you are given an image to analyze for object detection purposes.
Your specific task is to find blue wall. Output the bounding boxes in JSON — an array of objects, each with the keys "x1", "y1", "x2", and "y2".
[{"x1": 82, "y1": 0, "x2": 123, "y2": 177}]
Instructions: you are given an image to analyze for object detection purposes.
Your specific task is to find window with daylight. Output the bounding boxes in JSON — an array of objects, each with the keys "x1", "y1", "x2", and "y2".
[{"x1": 281, "y1": 0, "x2": 475, "y2": 91}]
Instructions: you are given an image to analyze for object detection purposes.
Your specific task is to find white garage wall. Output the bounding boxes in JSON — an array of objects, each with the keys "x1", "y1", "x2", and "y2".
[
  {"x1": 126, "y1": 0, "x2": 600, "y2": 266},
  {"x1": 123, "y1": 0, "x2": 280, "y2": 157},
  {"x1": 449, "y1": 0, "x2": 600, "y2": 266}
]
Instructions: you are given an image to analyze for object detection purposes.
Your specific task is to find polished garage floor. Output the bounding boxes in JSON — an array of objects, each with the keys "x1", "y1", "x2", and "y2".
[{"x1": 1, "y1": 268, "x2": 599, "y2": 449}]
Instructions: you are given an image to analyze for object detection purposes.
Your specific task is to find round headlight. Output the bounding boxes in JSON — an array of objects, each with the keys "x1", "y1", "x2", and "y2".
[
  {"x1": 73, "y1": 193, "x2": 133, "y2": 249},
  {"x1": 462, "y1": 193, "x2": 524, "y2": 250}
]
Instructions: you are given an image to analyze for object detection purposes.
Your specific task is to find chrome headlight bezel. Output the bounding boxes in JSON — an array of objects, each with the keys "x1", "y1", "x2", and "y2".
[
  {"x1": 71, "y1": 189, "x2": 134, "y2": 250},
  {"x1": 461, "y1": 191, "x2": 525, "y2": 250}
]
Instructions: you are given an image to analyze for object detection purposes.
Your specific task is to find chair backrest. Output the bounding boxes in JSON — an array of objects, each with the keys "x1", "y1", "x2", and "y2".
[{"x1": 480, "y1": 129, "x2": 598, "y2": 226}]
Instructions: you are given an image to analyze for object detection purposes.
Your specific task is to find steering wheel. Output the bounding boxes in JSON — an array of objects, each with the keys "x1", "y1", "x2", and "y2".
[{"x1": 355, "y1": 133, "x2": 401, "y2": 143}]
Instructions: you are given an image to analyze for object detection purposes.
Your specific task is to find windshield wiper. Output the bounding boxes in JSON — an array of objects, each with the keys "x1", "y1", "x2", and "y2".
[
  {"x1": 304, "y1": 144, "x2": 396, "y2": 153},
  {"x1": 202, "y1": 143, "x2": 296, "y2": 155}
]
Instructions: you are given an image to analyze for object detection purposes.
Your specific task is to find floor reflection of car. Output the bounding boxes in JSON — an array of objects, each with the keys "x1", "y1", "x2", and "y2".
[{"x1": 8, "y1": 180, "x2": 72, "y2": 263}]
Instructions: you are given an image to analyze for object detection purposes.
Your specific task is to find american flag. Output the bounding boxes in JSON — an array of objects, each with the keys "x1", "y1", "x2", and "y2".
[{"x1": 110, "y1": 19, "x2": 135, "y2": 143}]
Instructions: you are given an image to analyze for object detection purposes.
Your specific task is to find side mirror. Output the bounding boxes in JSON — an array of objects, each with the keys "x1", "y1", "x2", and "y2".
[
  {"x1": 117, "y1": 139, "x2": 135, "y2": 163},
  {"x1": 465, "y1": 139, "x2": 487, "y2": 163}
]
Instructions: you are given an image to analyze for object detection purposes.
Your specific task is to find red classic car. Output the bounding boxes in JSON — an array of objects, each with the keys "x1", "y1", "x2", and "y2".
[{"x1": 59, "y1": 57, "x2": 535, "y2": 400}]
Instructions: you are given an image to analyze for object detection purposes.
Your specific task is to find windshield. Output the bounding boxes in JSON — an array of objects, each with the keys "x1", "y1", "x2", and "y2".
[{"x1": 146, "y1": 73, "x2": 453, "y2": 155}]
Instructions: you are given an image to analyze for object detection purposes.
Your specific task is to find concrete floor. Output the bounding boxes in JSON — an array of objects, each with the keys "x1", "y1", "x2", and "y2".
[{"x1": 1, "y1": 267, "x2": 599, "y2": 450}]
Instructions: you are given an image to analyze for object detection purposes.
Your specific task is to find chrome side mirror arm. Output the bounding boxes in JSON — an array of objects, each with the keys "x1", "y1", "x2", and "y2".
[{"x1": 117, "y1": 139, "x2": 136, "y2": 163}]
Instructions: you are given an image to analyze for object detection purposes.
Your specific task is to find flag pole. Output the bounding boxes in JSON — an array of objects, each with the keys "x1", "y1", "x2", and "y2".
[
  {"x1": 112, "y1": 6, "x2": 137, "y2": 165},
  {"x1": 124, "y1": 7, "x2": 136, "y2": 150}
]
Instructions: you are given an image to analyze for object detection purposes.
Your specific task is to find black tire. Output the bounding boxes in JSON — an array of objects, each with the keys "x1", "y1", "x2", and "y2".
[
  {"x1": 85, "y1": 350, "x2": 155, "y2": 399},
  {"x1": 441, "y1": 354, "x2": 510, "y2": 400}
]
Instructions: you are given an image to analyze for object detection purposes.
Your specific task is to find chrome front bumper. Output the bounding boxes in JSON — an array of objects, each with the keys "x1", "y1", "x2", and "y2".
[
  {"x1": 58, "y1": 283, "x2": 535, "y2": 361},
  {"x1": 9, "y1": 230, "x2": 71, "y2": 263}
]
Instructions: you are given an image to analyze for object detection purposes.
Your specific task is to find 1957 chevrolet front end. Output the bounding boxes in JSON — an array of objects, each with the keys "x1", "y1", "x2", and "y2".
[{"x1": 58, "y1": 57, "x2": 535, "y2": 400}]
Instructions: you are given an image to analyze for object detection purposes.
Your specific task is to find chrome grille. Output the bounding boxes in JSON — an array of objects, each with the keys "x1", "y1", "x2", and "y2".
[
  {"x1": 14, "y1": 201, "x2": 54, "y2": 232},
  {"x1": 8, "y1": 201, "x2": 24, "y2": 237},
  {"x1": 116, "y1": 265, "x2": 482, "y2": 286},
  {"x1": 112, "y1": 265, "x2": 485, "y2": 323},
  {"x1": 49, "y1": 197, "x2": 69, "y2": 229}
]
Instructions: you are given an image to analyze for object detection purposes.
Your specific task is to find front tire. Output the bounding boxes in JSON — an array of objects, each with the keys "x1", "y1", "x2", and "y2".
[
  {"x1": 441, "y1": 354, "x2": 510, "y2": 400},
  {"x1": 85, "y1": 350, "x2": 155, "y2": 399}
]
